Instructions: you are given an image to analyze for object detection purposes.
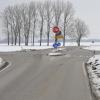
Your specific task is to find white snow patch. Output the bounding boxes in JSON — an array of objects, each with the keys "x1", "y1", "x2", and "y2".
[
  {"x1": 0, "y1": 58, "x2": 4, "y2": 63},
  {"x1": 84, "y1": 46, "x2": 100, "y2": 51},
  {"x1": 0, "y1": 42, "x2": 69, "y2": 52},
  {"x1": 0, "y1": 57, "x2": 6, "y2": 68},
  {"x1": 0, "y1": 45, "x2": 52, "y2": 52},
  {"x1": 48, "y1": 52, "x2": 63, "y2": 56},
  {"x1": 1, "y1": 42, "x2": 100, "y2": 52}
]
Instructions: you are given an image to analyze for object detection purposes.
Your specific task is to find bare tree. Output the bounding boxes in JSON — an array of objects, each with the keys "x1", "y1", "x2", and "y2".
[
  {"x1": 6, "y1": 6, "x2": 19, "y2": 46},
  {"x1": 29, "y1": 2, "x2": 37, "y2": 46},
  {"x1": 7, "y1": 6, "x2": 21, "y2": 46},
  {"x1": 12, "y1": 6, "x2": 19, "y2": 45},
  {"x1": 2, "y1": 0, "x2": 90, "y2": 47},
  {"x1": 38, "y1": 2, "x2": 45, "y2": 46},
  {"x1": 74, "y1": 18, "x2": 89, "y2": 46},
  {"x1": 21, "y1": 5, "x2": 29, "y2": 46},
  {"x1": 21, "y1": 4, "x2": 33, "y2": 46},
  {"x1": 3, "y1": 6, "x2": 15, "y2": 45},
  {"x1": 13, "y1": 5, "x2": 22, "y2": 46},
  {"x1": 53, "y1": 0, "x2": 63, "y2": 26},
  {"x1": 3, "y1": 8, "x2": 10, "y2": 45},
  {"x1": 44, "y1": 0, "x2": 53, "y2": 46},
  {"x1": 63, "y1": 1, "x2": 74, "y2": 46}
]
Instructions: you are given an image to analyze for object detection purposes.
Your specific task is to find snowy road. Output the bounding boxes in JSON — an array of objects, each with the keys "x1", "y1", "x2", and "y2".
[{"x1": 0, "y1": 47, "x2": 98, "y2": 100}]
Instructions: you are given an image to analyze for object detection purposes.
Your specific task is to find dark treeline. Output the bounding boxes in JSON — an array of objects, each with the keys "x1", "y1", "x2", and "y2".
[{"x1": 2, "y1": 0, "x2": 89, "y2": 46}]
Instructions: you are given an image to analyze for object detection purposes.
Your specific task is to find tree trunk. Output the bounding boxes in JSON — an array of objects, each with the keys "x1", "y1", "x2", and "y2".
[
  {"x1": 6, "y1": 21, "x2": 9, "y2": 45},
  {"x1": 33, "y1": 20, "x2": 36, "y2": 46},
  {"x1": 25, "y1": 35, "x2": 29, "y2": 46},
  {"x1": 47, "y1": 31, "x2": 50, "y2": 46},
  {"x1": 47, "y1": 24, "x2": 50, "y2": 46},
  {"x1": 77, "y1": 38, "x2": 81, "y2": 47},
  {"x1": 77, "y1": 35, "x2": 82, "y2": 46},
  {"x1": 11, "y1": 33, "x2": 14, "y2": 46},
  {"x1": 19, "y1": 31, "x2": 21, "y2": 46},
  {"x1": 11, "y1": 26, "x2": 14, "y2": 45},
  {"x1": 40, "y1": 31, "x2": 42, "y2": 46},
  {"x1": 55, "y1": 37, "x2": 57, "y2": 43},
  {"x1": 33, "y1": 32, "x2": 35, "y2": 46},
  {"x1": 8, "y1": 32, "x2": 9, "y2": 45},
  {"x1": 14, "y1": 36, "x2": 17, "y2": 45},
  {"x1": 63, "y1": 22, "x2": 66, "y2": 46},
  {"x1": 40, "y1": 19, "x2": 43, "y2": 46}
]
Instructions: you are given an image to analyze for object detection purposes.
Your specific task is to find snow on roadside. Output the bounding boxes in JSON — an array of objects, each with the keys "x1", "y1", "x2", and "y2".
[
  {"x1": 0, "y1": 45, "x2": 52, "y2": 52},
  {"x1": 0, "y1": 57, "x2": 6, "y2": 69},
  {"x1": 0, "y1": 42, "x2": 68, "y2": 52},
  {"x1": 87, "y1": 55, "x2": 100, "y2": 98}
]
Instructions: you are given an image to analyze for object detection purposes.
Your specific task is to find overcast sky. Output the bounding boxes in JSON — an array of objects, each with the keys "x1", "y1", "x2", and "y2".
[{"x1": 0, "y1": 0, "x2": 100, "y2": 39}]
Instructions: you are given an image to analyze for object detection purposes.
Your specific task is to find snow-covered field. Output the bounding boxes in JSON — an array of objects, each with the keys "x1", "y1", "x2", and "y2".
[
  {"x1": 0, "y1": 43, "x2": 54, "y2": 52},
  {"x1": 0, "y1": 42, "x2": 100, "y2": 52},
  {"x1": 84, "y1": 46, "x2": 100, "y2": 51},
  {"x1": 0, "y1": 42, "x2": 70, "y2": 52},
  {"x1": 0, "y1": 45, "x2": 53, "y2": 52},
  {"x1": 0, "y1": 42, "x2": 76, "y2": 52},
  {"x1": 82, "y1": 42, "x2": 100, "y2": 51}
]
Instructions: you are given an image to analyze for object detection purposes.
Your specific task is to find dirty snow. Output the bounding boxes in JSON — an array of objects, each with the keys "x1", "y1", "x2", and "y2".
[{"x1": 87, "y1": 55, "x2": 100, "y2": 98}]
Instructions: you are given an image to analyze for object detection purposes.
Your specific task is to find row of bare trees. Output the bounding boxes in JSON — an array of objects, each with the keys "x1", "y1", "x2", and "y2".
[{"x1": 2, "y1": 0, "x2": 89, "y2": 46}]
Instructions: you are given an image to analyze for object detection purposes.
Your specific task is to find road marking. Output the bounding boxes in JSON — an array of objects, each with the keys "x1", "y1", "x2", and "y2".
[{"x1": 0, "y1": 61, "x2": 11, "y2": 72}]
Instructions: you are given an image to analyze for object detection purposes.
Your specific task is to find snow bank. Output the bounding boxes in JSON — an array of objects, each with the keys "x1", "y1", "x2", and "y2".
[
  {"x1": 0, "y1": 58, "x2": 4, "y2": 63},
  {"x1": 0, "y1": 45, "x2": 52, "y2": 52},
  {"x1": 1, "y1": 42, "x2": 100, "y2": 52},
  {"x1": 0, "y1": 42, "x2": 74, "y2": 52},
  {"x1": 87, "y1": 55, "x2": 100, "y2": 98},
  {"x1": 48, "y1": 52, "x2": 63, "y2": 56},
  {"x1": 48, "y1": 47, "x2": 66, "y2": 56},
  {"x1": 0, "y1": 57, "x2": 6, "y2": 69}
]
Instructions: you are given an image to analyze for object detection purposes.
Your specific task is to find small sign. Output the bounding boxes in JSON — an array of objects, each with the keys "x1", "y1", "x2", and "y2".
[
  {"x1": 53, "y1": 26, "x2": 60, "y2": 33},
  {"x1": 55, "y1": 35, "x2": 64, "y2": 39}
]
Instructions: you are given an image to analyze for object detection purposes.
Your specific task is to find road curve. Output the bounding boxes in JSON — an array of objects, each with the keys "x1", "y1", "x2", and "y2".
[{"x1": 0, "y1": 47, "x2": 98, "y2": 100}]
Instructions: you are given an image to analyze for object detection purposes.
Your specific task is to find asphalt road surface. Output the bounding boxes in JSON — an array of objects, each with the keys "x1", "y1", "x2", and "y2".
[{"x1": 0, "y1": 47, "x2": 99, "y2": 100}]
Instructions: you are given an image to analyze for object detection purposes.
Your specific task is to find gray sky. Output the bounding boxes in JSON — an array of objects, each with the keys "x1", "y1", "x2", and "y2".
[{"x1": 0, "y1": 0, "x2": 100, "y2": 39}]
